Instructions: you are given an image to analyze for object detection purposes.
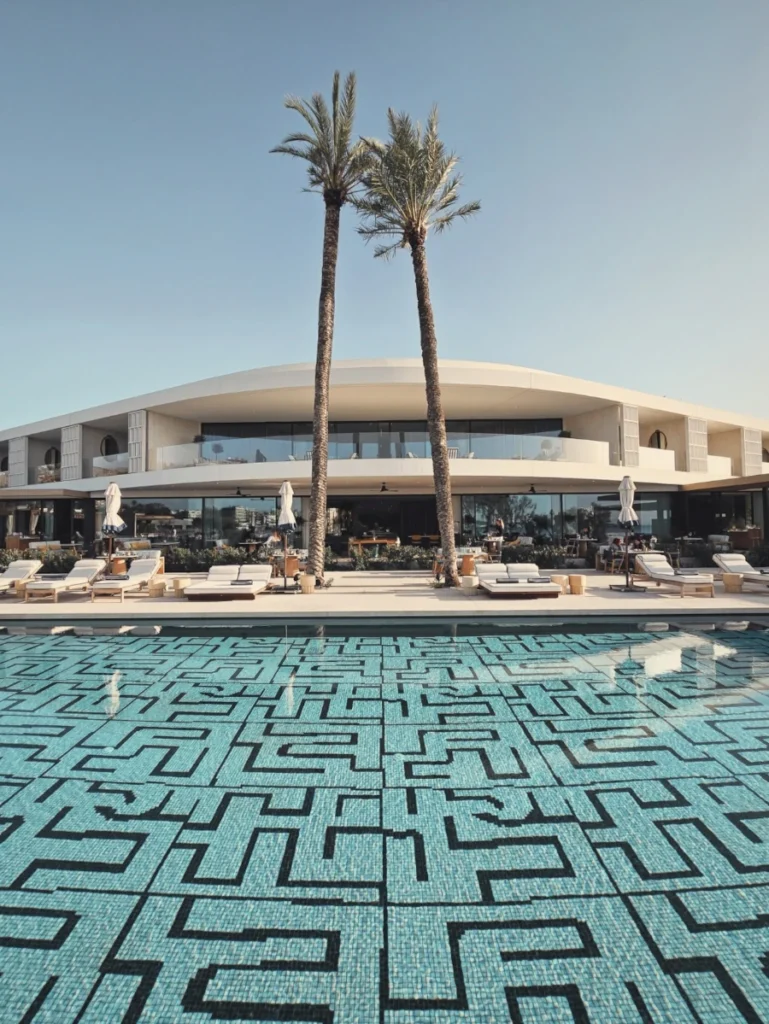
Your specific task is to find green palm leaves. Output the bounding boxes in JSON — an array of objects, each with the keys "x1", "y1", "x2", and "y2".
[
  {"x1": 271, "y1": 71, "x2": 370, "y2": 204},
  {"x1": 356, "y1": 107, "x2": 480, "y2": 256}
]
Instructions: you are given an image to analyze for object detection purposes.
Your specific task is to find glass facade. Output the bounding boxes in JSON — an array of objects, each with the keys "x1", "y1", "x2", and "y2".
[
  {"x1": 461, "y1": 492, "x2": 675, "y2": 544},
  {"x1": 200, "y1": 420, "x2": 564, "y2": 462},
  {"x1": 113, "y1": 497, "x2": 204, "y2": 549}
]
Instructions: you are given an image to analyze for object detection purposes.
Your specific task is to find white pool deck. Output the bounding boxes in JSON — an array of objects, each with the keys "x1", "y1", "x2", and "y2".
[{"x1": 0, "y1": 570, "x2": 768, "y2": 623}]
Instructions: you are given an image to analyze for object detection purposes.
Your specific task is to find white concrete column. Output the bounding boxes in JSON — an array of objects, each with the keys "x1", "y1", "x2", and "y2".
[
  {"x1": 61, "y1": 424, "x2": 83, "y2": 481},
  {"x1": 128, "y1": 411, "x2": 147, "y2": 474},
  {"x1": 685, "y1": 417, "x2": 709, "y2": 473},
  {"x1": 742, "y1": 428, "x2": 763, "y2": 477},
  {"x1": 620, "y1": 406, "x2": 639, "y2": 468},
  {"x1": 8, "y1": 437, "x2": 28, "y2": 487}
]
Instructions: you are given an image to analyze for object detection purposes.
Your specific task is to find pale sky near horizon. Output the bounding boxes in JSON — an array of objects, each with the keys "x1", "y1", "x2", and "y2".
[{"x1": 1, "y1": 0, "x2": 768, "y2": 429}]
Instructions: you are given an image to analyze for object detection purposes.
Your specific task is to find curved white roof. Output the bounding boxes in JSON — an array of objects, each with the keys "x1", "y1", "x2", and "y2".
[{"x1": 2, "y1": 358, "x2": 768, "y2": 440}]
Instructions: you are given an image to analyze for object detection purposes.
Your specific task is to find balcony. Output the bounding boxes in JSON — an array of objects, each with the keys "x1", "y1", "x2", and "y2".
[
  {"x1": 155, "y1": 433, "x2": 611, "y2": 471},
  {"x1": 706, "y1": 455, "x2": 733, "y2": 477},
  {"x1": 92, "y1": 452, "x2": 129, "y2": 477},
  {"x1": 31, "y1": 464, "x2": 61, "y2": 484},
  {"x1": 0, "y1": 471, "x2": 7, "y2": 488},
  {"x1": 637, "y1": 446, "x2": 676, "y2": 471}
]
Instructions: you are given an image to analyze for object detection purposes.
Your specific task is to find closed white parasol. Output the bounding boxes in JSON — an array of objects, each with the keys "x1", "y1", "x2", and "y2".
[
  {"x1": 611, "y1": 476, "x2": 645, "y2": 593},
  {"x1": 618, "y1": 476, "x2": 639, "y2": 526},
  {"x1": 102, "y1": 481, "x2": 126, "y2": 560},
  {"x1": 278, "y1": 480, "x2": 296, "y2": 530},
  {"x1": 277, "y1": 481, "x2": 296, "y2": 592}
]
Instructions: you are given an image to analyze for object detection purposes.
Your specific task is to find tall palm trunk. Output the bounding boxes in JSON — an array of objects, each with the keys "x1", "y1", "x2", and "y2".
[
  {"x1": 308, "y1": 198, "x2": 341, "y2": 580},
  {"x1": 410, "y1": 240, "x2": 459, "y2": 586}
]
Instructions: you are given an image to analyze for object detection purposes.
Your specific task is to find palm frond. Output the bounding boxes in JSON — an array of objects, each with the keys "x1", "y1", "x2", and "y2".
[
  {"x1": 356, "y1": 105, "x2": 479, "y2": 255},
  {"x1": 272, "y1": 71, "x2": 365, "y2": 204}
]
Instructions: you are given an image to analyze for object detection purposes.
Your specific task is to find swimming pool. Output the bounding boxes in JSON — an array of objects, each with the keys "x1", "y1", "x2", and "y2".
[{"x1": 1, "y1": 624, "x2": 768, "y2": 1022}]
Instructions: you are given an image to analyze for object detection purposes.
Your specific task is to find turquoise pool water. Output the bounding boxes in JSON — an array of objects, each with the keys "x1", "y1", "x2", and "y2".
[{"x1": 1, "y1": 625, "x2": 768, "y2": 1022}]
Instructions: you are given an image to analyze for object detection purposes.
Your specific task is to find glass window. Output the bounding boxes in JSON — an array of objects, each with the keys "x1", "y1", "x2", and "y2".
[
  {"x1": 393, "y1": 422, "x2": 429, "y2": 458},
  {"x1": 445, "y1": 421, "x2": 470, "y2": 458},
  {"x1": 204, "y1": 497, "x2": 278, "y2": 547},
  {"x1": 470, "y1": 422, "x2": 509, "y2": 460},
  {"x1": 118, "y1": 497, "x2": 204, "y2": 549},
  {"x1": 291, "y1": 423, "x2": 313, "y2": 460},
  {"x1": 461, "y1": 494, "x2": 559, "y2": 543}
]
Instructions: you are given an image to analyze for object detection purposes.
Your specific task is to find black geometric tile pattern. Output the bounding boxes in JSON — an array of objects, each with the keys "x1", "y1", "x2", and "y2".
[{"x1": 1, "y1": 628, "x2": 769, "y2": 1021}]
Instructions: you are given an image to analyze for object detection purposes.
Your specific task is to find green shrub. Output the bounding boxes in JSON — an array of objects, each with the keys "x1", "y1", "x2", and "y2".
[
  {"x1": 0, "y1": 549, "x2": 79, "y2": 573},
  {"x1": 382, "y1": 545, "x2": 434, "y2": 569},
  {"x1": 324, "y1": 546, "x2": 339, "y2": 571},
  {"x1": 351, "y1": 549, "x2": 371, "y2": 571},
  {"x1": 163, "y1": 546, "x2": 262, "y2": 573},
  {"x1": 501, "y1": 545, "x2": 568, "y2": 569}
]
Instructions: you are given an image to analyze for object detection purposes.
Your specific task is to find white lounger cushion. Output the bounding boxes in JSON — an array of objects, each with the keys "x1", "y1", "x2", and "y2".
[
  {"x1": 92, "y1": 559, "x2": 160, "y2": 592},
  {"x1": 477, "y1": 560, "x2": 560, "y2": 596},
  {"x1": 185, "y1": 564, "x2": 271, "y2": 598},
  {"x1": 636, "y1": 554, "x2": 713, "y2": 583},
  {"x1": 714, "y1": 553, "x2": 769, "y2": 583},
  {"x1": 0, "y1": 560, "x2": 43, "y2": 592},
  {"x1": 25, "y1": 560, "x2": 105, "y2": 593}
]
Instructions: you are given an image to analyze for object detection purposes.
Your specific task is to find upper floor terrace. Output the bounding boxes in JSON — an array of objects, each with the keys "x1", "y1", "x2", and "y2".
[{"x1": 1, "y1": 360, "x2": 768, "y2": 491}]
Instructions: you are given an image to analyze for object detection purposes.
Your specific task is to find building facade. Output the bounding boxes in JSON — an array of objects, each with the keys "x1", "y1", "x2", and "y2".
[{"x1": 1, "y1": 359, "x2": 768, "y2": 551}]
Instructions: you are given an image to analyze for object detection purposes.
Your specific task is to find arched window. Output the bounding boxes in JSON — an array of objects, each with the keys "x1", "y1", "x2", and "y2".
[
  {"x1": 101, "y1": 435, "x2": 119, "y2": 456},
  {"x1": 44, "y1": 446, "x2": 61, "y2": 467},
  {"x1": 648, "y1": 430, "x2": 668, "y2": 450},
  {"x1": 763, "y1": 447, "x2": 769, "y2": 463},
  {"x1": 0, "y1": 456, "x2": 7, "y2": 472}
]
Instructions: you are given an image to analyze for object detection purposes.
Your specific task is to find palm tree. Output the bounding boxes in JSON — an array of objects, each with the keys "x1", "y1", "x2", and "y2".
[
  {"x1": 356, "y1": 108, "x2": 480, "y2": 585},
  {"x1": 271, "y1": 72, "x2": 369, "y2": 581}
]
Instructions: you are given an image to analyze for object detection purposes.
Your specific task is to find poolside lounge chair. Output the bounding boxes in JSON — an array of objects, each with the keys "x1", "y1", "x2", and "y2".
[
  {"x1": 24, "y1": 559, "x2": 105, "y2": 603},
  {"x1": 713, "y1": 552, "x2": 769, "y2": 589},
  {"x1": 90, "y1": 557, "x2": 162, "y2": 602},
  {"x1": 635, "y1": 552, "x2": 714, "y2": 598},
  {"x1": 0, "y1": 560, "x2": 43, "y2": 596},
  {"x1": 185, "y1": 564, "x2": 273, "y2": 601},
  {"x1": 476, "y1": 562, "x2": 561, "y2": 599}
]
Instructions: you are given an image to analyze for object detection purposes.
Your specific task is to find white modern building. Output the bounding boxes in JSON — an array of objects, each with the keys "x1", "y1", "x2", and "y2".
[{"x1": 1, "y1": 359, "x2": 768, "y2": 551}]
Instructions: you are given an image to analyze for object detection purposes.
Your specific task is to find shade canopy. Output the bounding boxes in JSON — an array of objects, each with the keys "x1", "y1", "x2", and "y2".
[
  {"x1": 278, "y1": 480, "x2": 296, "y2": 530},
  {"x1": 617, "y1": 475, "x2": 639, "y2": 526},
  {"x1": 102, "y1": 481, "x2": 126, "y2": 535}
]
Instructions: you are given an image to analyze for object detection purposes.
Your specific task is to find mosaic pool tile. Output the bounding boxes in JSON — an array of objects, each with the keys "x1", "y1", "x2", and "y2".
[{"x1": 1, "y1": 626, "x2": 769, "y2": 1021}]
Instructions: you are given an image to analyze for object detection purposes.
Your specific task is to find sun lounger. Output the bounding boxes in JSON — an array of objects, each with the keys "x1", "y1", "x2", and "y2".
[
  {"x1": 90, "y1": 557, "x2": 162, "y2": 602},
  {"x1": 0, "y1": 560, "x2": 43, "y2": 596},
  {"x1": 635, "y1": 552, "x2": 714, "y2": 597},
  {"x1": 24, "y1": 559, "x2": 105, "y2": 603},
  {"x1": 476, "y1": 562, "x2": 561, "y2": 598},
  {"x1": 713, "y1": 552, "x2": 769, "y2": 589},
  {"x1": 185, "y1": 564, "x2": 274, "y2": 601}
]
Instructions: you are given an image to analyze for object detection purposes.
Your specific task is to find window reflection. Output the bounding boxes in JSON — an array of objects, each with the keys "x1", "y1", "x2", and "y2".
[{"x1": 204, "y1": 497, "x2": 279, "y2": 546}]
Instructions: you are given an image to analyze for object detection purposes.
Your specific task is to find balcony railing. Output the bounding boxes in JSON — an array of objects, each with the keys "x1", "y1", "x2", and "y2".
[
  {"x1": 32, "y1": 464, "x2": 61, "y2": 484},
  {"x1": 155, "y1": 433, "x2": 611, "y2": 471},
  {"x1": 92, "y1": 452, "x2": 129, "y2": 477},
  {"x1": 637, "y1": 446, "x2": 677, "y2": 470},
  {"x1": 706, "y1": 454, "x2": 733, "y2": 476},
  {"x1": 0, "y1": 471, "x2": 7, "y2": 488}
]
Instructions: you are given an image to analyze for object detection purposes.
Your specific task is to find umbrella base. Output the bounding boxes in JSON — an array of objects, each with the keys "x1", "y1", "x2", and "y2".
[{"x1": 609, "y1": 583, "x2": 647, "y2": 592}]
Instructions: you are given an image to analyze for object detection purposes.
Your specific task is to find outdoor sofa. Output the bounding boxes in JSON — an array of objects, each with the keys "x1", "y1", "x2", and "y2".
[
  {"x1": 713, "y1": 552, "x2": 769, "y2": 589},
  {"x1": 476, "y1": 561, "x2": 561, "y2": 599},
  {"x1": 24, "y1": 559, "x2": 106, "y2": 603},
  {"x1": 185, "y1": 564, "x2": 274, "y2": 601},
  {"x1": 0, "y1": 560, "x2": 43, "y2": 596},
  {"x1": 91, "y1": 557, "x2": 163, "y2": 602},
  {"x1": 634, "y1": 552, "x2": 714, "y2": 598}
]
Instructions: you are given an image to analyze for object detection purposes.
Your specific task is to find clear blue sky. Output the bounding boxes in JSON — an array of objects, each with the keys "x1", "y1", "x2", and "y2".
[{"x1": 2, "y1": 0, "x2": 768, "y2": 428}]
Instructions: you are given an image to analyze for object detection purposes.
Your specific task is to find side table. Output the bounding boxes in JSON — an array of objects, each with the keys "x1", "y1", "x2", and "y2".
[
  {"x1": 172, "y1": 576, "x2": 192, "y2": 597},
  {"x1": 722, "y1": 572, "x2": 743, "y2": 594}
]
